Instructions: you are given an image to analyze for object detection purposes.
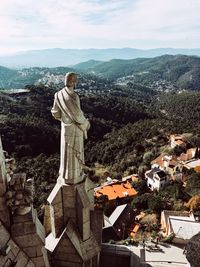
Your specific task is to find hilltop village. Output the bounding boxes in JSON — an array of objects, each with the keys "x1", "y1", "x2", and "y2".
[
  {"x1": 2, "y1": 131, "x2": 199, "y2": 267},
  {"x1": 94, "y1": 133, "x2": 200, "y2": 258},
  {"x1": 1, "y1": 55, "x2": 200, "y2": 266}
]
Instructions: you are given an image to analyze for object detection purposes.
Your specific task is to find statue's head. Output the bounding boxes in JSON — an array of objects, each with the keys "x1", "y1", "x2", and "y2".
[{"x1": 65, "y1": 72, "x2": 77, "y2": 89}]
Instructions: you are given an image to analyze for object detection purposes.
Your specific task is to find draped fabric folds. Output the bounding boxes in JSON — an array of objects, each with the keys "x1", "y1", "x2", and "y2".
[{"x1": 51, "y1": 87, "x2": 89, "y2": 184}]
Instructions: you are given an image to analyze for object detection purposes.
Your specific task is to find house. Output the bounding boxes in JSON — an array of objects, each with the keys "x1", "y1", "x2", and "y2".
[
  {"x1": 151, "y1": 154, "x2": 183, "y2": 182},
  {"x1": 94, "y1": 180, "x2": 138, "y2": 213},
  {"x1": 178, "y1": 147, "x2": 197, "y2": 162},
  {"x1": 170, "y1": 134, "x2": 186, "y2": 148},
  {"x1": 161, "y1": 210, "x2": 200, "y2": 244},
  {"x1": 122, "y1": 174, "x2": 139, "y2": 183},
  {"x1": 145, "y1": 167, "x2": 169, "y2": 191},
  {"x1": 183, "y1": 159, "x2": 200, "y2": 171},
  {"x1": 102, "y1": 204, "x2": 136, "y2": 242}
]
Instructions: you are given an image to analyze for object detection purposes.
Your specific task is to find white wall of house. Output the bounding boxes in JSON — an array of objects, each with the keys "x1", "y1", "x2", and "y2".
[{"x1": 147, "y1": 174, "x2": 168, "y2": 191}]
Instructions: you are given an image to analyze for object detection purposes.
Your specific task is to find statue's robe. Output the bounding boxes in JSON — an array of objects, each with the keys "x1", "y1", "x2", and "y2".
[{"x1": 51, "y1": 87, "x2": 89, "y2": 184}]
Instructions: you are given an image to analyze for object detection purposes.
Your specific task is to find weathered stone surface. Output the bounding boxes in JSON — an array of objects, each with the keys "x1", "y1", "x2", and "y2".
[
  {"x1": 36, "y1": 245, "x2": 44, "y2": 257},
  {"x1": 82, "y1": 219, "x2": 90, "y2": 241},
  {"x1": 0, "y1": 138, "x2": 6, "y2": 192},
  {"x1": 84, "y1": 177, "x2": 95, "y2": 208},
  {"x1": 76, "y1": 184, "x2": 90, "y2": 208},
  {"x1": 90, "y1": 209, "x2": 103, "y2": 246},
  {"x1": 41, "y1": 246, "x2": 51, "y2": 267},
  {"x1": 43, "y1": 204, "x2": 51, "y2": 235},
  {"x1": 51, "y1": 74, "x2": 90, "y2": 184},
  {"x1": 62, "y1": 184, "x2": 76, "y2": 198},
  {"x1": 31, "y1": 256, "x2": 46, "y2": 267},
  {"x1": 0, "y1": 221, "x2": 10, "y2": 245},
  {"x1": 12, "y1": 211, "x2": 33, "y2": 223},
  {"x1": 13, "y1": 233, "x2": 42, "y2": 247},
  {"x1": 7, "y1": 239, "x2": 20, "y2": 256},
  {"x1": 47, "y1": 183, "x2": 62, "y2": 205},
  {"x1": 76, "y1": 186, "x2": 90, "y2": 241},
  {"x1": 23, "y1": 247, "x2": 37, "y2": 258},
  {"x1": 24, "y1": 221, "x2": 37, "y2": 234},
  {"x1": 50, "y1": 203, "x2": 64, "y2": 238},
  {"x1": 0, "y1": 182, "x2": 6, "y2": 196},
  {"x1": 15, "y1": 251, "x2": 29, "y2": 267},
  {"x1": 26, "y1": 260, "x2": 36, "y2": 267},
  {"x1": 0, "y1": 209, "x2": 10, "y2": 227},
  {"x1": 53, "y1": 260, "x2": 83, "y2": 267},
  {"x1": 63, "y1": 207, "x2": 76, "y2": 224},
  {"x1": 0, "y1": 197, "x2": 6, "y2": 211}
]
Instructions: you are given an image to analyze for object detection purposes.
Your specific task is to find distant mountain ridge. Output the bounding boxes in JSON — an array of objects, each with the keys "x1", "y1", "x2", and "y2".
[
  {"x1": 0, "y1": 55, "x2": 200, "y2": 91},
  {"x1": 0, "y1": 47, "x2": 200, "y2": 68},
  {"x1": 73, "y1": 55, "x2": 200, "y2": 90}
]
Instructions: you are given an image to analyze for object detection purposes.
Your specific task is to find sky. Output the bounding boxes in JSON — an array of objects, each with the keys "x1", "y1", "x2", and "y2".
[{"x1": 0, "y1": 0, "x2": 199, "y2": 55}]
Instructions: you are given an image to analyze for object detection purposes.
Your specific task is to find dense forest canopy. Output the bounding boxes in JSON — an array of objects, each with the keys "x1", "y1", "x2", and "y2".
[{"x1": 1, "y1": 54, "x2": 200, "y2": 208}]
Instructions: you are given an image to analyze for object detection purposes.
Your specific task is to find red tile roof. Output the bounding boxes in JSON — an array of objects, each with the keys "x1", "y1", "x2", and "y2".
[{"x1": 95, "y1": 181, "x2": 137, "y2": 201}]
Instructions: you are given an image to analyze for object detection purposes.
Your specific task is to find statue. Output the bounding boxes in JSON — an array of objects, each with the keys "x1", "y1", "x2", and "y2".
[{"x1": 51, "y1": 72, "x2": 90, "y2": 184}]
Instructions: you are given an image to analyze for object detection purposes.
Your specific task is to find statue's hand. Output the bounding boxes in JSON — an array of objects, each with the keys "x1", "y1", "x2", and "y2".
[{"x1": 85, "y1": 119, "x2": 90, "y2": 131}]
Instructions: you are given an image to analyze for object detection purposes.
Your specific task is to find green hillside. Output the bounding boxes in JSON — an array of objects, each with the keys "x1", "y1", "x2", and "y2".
[
  {"x1": 73, "y1": 60, "x2": 104, "y2": 70},
  {"x1": 0, "y1": 66, "x2": 74, "y2": 89},
  {"x1": 0, "y1": 66, "x2": 18, "y2": 88},
  {"x1": 79, "y1": 55, "x2": 200, "y2": 90}
]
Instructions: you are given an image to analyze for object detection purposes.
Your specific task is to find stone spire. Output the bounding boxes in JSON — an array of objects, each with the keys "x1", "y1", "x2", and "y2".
[{"x1": 0, "y1": 137, "x2": 50, "y2": 267}]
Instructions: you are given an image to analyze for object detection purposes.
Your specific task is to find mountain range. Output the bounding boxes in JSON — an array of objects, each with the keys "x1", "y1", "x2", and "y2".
[
  {"x1": 73, "y1": 55, "x2": 200, "y2": 88},
  {"x1": 0, "y1": 55, "x2": 200, "y2": 91},
  {"x1": 0, "y1": 48, "x2": 200, "y2": 68}
]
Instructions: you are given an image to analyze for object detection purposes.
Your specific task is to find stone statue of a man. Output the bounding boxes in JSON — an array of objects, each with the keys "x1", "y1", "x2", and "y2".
[{"x1": 51, "y1": 72, "x2": 90, "y2": 184}]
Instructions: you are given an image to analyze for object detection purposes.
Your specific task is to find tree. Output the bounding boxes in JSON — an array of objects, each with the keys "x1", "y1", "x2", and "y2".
[
  {"x1": 147, "y1": 195, "x2": 164, "y2": 213},
  {"x1": 186, "y1": 173, "x2": 200, "y2": 196},
  {"x1": 186, "y1": 195, "x2": 200, "y2": 211},
  {"x1": 141, "y1": 214, "x2": 159, "y2": 232}
]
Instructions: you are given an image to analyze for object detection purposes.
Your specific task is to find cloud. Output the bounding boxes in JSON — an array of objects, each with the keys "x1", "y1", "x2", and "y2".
[{"x1": 0, "y1": 0, "x2": 199, "y2": 54}]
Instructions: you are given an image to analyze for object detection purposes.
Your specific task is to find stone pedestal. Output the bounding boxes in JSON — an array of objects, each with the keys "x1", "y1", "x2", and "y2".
[{"x1": 46, "y1": 177, "x2": 102, "y2": 267}]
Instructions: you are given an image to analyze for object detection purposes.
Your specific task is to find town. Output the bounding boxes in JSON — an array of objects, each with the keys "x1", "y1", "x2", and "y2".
[{"x1": 94, "y1": 133, "x2": 200, "y2": 266}]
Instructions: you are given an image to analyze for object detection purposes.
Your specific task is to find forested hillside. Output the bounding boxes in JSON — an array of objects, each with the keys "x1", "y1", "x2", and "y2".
[
  {"x1": 1, "y1": 84, "x2": 200, "y2": 208},
  {"x1": 74, "y1": 55, "x2": 200, "y2": 90},
  {"x1": 0, "y1": 55, "x2": 200, "y2": 91},
  {"x1": 1, "y1": 56, "x2": 200, "y2": 208}
]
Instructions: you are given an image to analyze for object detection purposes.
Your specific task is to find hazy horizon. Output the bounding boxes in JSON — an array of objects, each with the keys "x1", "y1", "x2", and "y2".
[
  {"x1": 1, "y1": 46, "x2": 200, "y2": 57},
  {"x1": 0, "y1": 0, "x2": 199, "y2": 56}
]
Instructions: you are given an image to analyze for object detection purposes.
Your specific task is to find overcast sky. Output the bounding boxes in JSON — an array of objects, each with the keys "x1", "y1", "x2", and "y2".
[{"x1": 0, "y1": 0, "x2": 199, "y2": 55}]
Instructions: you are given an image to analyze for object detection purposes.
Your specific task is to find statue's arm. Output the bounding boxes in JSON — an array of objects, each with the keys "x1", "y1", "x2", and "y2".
[{"x1": 51, "y1": 93, "x2": 61, "y2": 121}]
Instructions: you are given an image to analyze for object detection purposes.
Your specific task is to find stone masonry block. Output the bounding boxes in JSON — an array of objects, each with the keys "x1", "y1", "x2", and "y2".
[
  {"x1": 82, "y1": 220, "x2": 90, "y2": 241},
  {"x1": 13, "y1": 233, "x2": 41, "y2": 247},
  {"x1": 0, "y1": 221, "x2": 10, "y2": 245},
  {"x1": 82, "y1": 208, "x2": 90, "y2": 224},
  {"x1": 24, "y1": 221, "x2": 37, "y2": 234},
  {"x1": 26, "y1": 260, "x2": 36, "y2": 267},
  {"x1": 62, "y1": 196, "x2": 75, "y2": 208},
  {"x1": 63, "y1": 207, "x2": 76, "y2": 224},
  {"x1": 0, "y1": 197, "x2": 6, "y2": 210},
  {"x1": 0, "y1": 182, "x2": 6, "y2": 196},
  {"x1": 12, "y1": 212, "x2": 32, "y2": 223},
  {"x1": 7, "y1": 239, "x2": 20, "y2": 257},
  {"x1": 11, "y1": 222, "x2": 26, "y2": 236},
  {"x1": 50, "y1": 204, "x2": 64, "y2": 238},
  {"x1": 47, "y1": 183, "x2": 62, "y2": 205},
  {"x1": 23, "y1": 246, "x2": 37, "y2": 258},
  {"x1": 42, "y1": 246, "x2": 51, "y2": 267},
  {"x1": 31, "y1": 256, "x2": 46, "y2": 267},
  {"x1": 62, "y1": 184, "x2": 76, "y2": 198},
  {"x1": 15, "y1": 251, "x2": 29, "y2": 267}
]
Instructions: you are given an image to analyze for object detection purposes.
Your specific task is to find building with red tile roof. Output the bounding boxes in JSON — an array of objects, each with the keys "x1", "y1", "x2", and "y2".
[{"x1": 95, "y1": 181, "x2": 137, "y2": 201}]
